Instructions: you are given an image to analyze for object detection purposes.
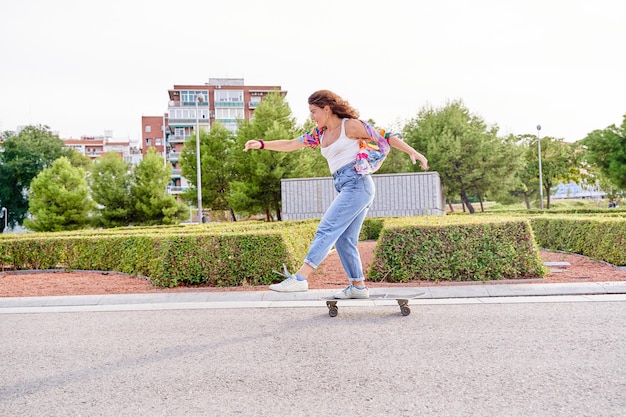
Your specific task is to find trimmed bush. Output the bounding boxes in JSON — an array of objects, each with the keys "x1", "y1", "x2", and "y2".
[
  {"x1": 530, "y1": 216, "x2": 626, "y2": 266},
  {"x1": 0, "y1": 220, "x2": 319, "y2": 287},
  {"x1": 3, "y1": 213, "x2": 622, "y2": 288},
  {"x1": 359, "y1": 218, "x2": 385, "y2": 241},
  {"x1": 369, "y1": 217, "x2": 545, "y2": 282}
]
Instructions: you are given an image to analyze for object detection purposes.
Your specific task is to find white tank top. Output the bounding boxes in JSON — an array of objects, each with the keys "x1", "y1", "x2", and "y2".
[{"x1": 321, "y1": 118, "x2": 360, "y2": 174}]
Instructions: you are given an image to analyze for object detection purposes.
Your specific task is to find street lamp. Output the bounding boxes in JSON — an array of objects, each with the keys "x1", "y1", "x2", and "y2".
[
  {"x1": 1, "y1": 207, "x2": 7, "y2": 232},
  {"x1": 537, "y1": 124, "x2": 544, "y2": 210},
  {"x1": 162, "y1": 113, "x2": 167, "y2": 168},
  {"x1": 195, "y1": 94, "x2": 204, "y2": 223}
]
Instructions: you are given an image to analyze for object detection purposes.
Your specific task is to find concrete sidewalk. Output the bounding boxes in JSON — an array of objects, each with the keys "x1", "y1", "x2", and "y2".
[{"x1": 1, "y1": 281, "x2": 626, "y2": 314}]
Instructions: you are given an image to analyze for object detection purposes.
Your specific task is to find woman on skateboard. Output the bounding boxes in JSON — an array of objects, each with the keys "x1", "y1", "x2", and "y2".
[{"x1": 244, "y1": 90, "x2": 428, "y2": 299}]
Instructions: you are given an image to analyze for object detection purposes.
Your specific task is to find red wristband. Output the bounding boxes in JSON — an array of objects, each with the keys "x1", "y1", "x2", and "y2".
[{"x1": 258, "y1": 140, "x2": 265, "y2": 149}]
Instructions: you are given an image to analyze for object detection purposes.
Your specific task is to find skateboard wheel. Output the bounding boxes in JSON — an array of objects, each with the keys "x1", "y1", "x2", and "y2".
[
  {"x1": 400, "y1": 306, "x2": 411, "y2": 316},
  {"x1": 328, "y1": 306, "x2": 338, "y2": 317}
]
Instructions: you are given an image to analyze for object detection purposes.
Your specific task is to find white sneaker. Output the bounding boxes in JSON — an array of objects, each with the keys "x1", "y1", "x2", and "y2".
[
  {"x1": 334, "y1": 285, "x2": 369, "y2": 299},
  {"x1": 269, "y1": 264, "x2": 308, "y2": 293}
]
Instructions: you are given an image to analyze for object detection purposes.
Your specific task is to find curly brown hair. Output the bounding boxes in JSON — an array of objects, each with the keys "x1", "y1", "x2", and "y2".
[{"x1": 308, "y1": 90, "x2": 360, "y2": 120}]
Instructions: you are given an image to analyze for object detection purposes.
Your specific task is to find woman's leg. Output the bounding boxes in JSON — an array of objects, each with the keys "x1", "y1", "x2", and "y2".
[
  {"x1": 269, "y1": 169, "x2": 373, "y2": 293},
  {"x1": 302, "y1": 171, "x2": 374, "y2": 273},
  {"x1": 334, "y1": 202, "x2": 371, "y2": 282},
  {"x1": 331, "y1": 174, "x2": 374, "y2": 298}
]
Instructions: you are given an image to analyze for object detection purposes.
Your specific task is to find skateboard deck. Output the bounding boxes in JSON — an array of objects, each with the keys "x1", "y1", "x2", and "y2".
[{"x1": 321, "y1": 292, "x2": 425, "y2": 317}]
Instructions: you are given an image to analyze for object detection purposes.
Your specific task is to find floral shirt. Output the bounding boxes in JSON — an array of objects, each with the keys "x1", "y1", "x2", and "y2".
[{"x1": 297, "y1": 120, "x2": 392, "y2": 175}]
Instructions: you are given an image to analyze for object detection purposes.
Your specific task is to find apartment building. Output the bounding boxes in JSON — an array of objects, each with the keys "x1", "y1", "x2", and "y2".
[
  {"x1": 141, "y1": 115, "x2": 167, "y2": 159},
  {"x1": 63, "y1": 131, "x2": 142, "y2": 166},
  {"x1": 142, "y1": 77, "x2": 284, "y2": 197}
]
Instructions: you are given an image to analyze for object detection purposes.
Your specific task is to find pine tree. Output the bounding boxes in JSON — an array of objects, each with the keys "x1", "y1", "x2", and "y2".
[
  {"x1": 131, "y1": 148, "x2": 185, "y2": 225},
  {"x1": 90, "y1": 152, "x2": 133, "y2": 227},
  {"x1": 24, "y1": 157, "x2": 94, "y2": 232}
]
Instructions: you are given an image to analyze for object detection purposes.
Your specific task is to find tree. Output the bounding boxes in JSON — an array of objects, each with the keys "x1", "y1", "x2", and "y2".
[
  {"x1": 403, "y1": 100, "x2": 519, "y2": 213},
  {"x1": 503, "y1": 134, "x2": 541, "y2": 209},
  {"x1": 526, "y1": 135, "x2": 575, "y2": 209},
  {"x1": 24, "y1": 157, "x2": 94, "y2": 232},
  {"x1": 66, "y1": 149, "x2": 93, "y2": 170},
  {"x1": 581, "y1": 115, "x2": 626, "y2": 190},
  {"x1": 130, "y1": 148, "x2": 185, "y2": 225},
  {"x1": 280, "y1": 118, "x2": 328, "y2": 179},
  {"x1": 90, "y1": 152, "x2": 133, "y2": 227},
  {"x1": 229, "y1": 92, "x2": 302, "y2": 221},
  {"x1": 0, "y1": 125, "x2": 69, "y2": 230},
  {"x1": 577, "y1": 163, "x2": 623, "y2": 206},
  {"x1": 542, "y1": 139, "x2": 576, "y2": 209},
  {"x1": 180, "y1": 121, "x2": 237, "y2": 220},
  {"x1": 471, "y1": 133, "x2": 525, "y2": 211}
]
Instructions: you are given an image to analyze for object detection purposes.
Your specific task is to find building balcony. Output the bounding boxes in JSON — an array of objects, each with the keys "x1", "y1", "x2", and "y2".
[
  {"x1": 168, "y1": 101, "x2": 209, "y2": 108},
  {"x1": 167, "y1": 119, "x2": 193, "y2": 126},
  {"x1": 169, "y1": 152, "x2": 180, "y2": 162},
  {"x1": 168, "y1": 118, "x2": 211, "y2": 125},
  {"x1": 167, "y1": 186, "x2": 189, "y2": 194},
  {"x1": 168, "y1": 135, "x2": 187, "y2": 144},
  {"x1": 214, "y1": 101, "x2": 244, "y2": 108}
]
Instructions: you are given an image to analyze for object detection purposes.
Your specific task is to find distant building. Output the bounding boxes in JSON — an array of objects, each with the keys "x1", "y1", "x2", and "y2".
[
  {"x1": 141, "y1": 115, "x2": 167, "y2": 159},
  {"x1": 141, "y1": 77, "x2": 285, "y2": 198},
  {"x1": 62, "y1": 131, "x2": 142, "y2": 167},
  {"x1": 551, "y1": 182, "x2": 606, "y2": 200}
]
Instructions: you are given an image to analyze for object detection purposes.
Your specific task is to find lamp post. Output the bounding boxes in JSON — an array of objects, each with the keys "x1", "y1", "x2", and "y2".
[
  {"x1": 1, "y1": 207, "x2": 7, "y2": 232},
  {"x1": 195, "y1": 94, "x2": 204, "y2": 223},
  {"x1": 162, "y1": 113, "x2": 167, "y2": 168},
  {"x1": 537, "y1": 124, "x2": 544, "y2": 210}
]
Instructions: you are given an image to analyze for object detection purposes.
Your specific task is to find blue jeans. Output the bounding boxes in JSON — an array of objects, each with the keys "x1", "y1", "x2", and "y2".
[{"x1": 304, "y1": 163, "x2": 375, "y2": 281}]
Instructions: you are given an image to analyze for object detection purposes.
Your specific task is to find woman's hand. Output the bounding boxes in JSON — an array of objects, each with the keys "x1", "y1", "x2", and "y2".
[
  {"x1": 409, "y1": 150, "x2": 429, "y2": 171},
  {"x1": 243, "y1": 140, "x2": 263, "y2": 151}
]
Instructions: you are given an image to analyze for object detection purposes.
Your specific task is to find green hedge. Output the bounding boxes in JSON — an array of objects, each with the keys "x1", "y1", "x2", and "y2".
[
  {"x1": 530, "y1": 216, "x2": 626, "y2": 266},
  {"x1": 2, "y1": 213, "x2": 623, "y2": 288},
  {"x1": 368, "y1": 216, "x2": 545, "y2": 282},
  {"x1": 359, "y1": 218, "x2": 384, "y2": 241},
  {"x1": 0, "y1": 220, "x2": 319, "y2": 287}
]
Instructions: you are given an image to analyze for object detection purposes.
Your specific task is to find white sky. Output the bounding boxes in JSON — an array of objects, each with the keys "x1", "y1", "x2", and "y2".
[{"x1": 1, "y1": 0, "x2": 625, "y2": 143}]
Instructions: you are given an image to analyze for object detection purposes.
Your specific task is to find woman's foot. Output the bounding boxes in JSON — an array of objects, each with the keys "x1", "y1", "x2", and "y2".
[
  {"x1": 334, "y1": 285, "x2": 369, "y2": 299},
  {"x1": 269, "y1": 264, "x2": 308, "y2": 292}
]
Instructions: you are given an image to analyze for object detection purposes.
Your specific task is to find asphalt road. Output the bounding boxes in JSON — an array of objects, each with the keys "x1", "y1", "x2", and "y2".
[{"x1": 1, "y1": 300, "x2": 625, "y2": 417}]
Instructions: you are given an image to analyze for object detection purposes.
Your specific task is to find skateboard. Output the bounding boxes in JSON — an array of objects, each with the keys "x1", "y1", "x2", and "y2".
[{"x1": 321, "y1": 292, "x2": 425, "y2": 317}]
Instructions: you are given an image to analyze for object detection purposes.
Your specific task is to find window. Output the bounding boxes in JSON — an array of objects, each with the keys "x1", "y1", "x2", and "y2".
[
  {"x1": 215, "y1": 90, "x2": 243, "y2": 103},
  {"x1": 145, "y1": 125, "x2": 152, "y2": 133},
  {"x1": 216, "y1": 108, "x2": 244, "y2": 120},
  {"x1": 181, "y1": 90, "x2": 208, "y2": 104},
  {"x1": 146, "y1": 138, "x2": 152, "y2": 146}
]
